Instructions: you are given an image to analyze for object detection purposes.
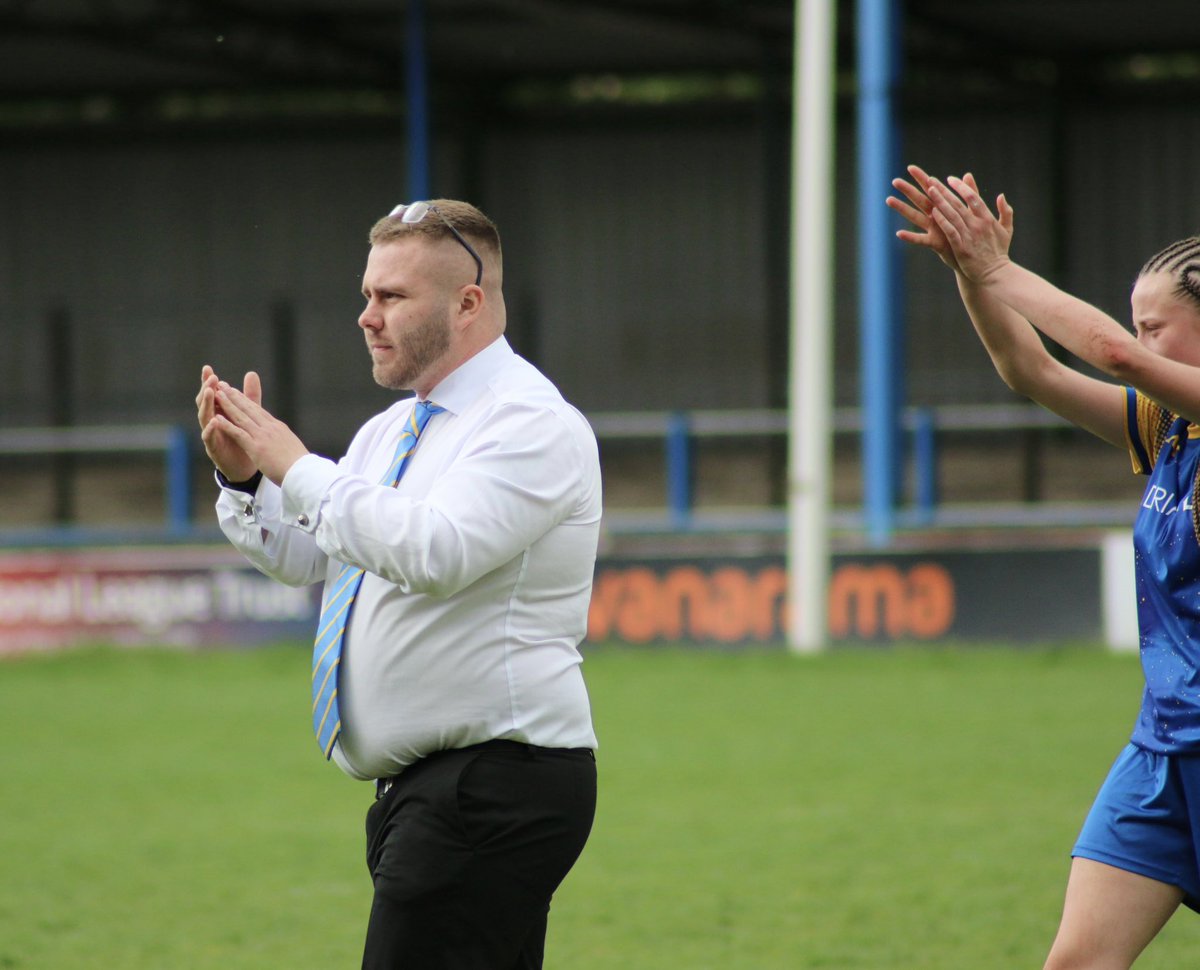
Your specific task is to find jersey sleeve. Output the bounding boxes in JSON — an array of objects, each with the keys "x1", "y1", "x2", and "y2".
[{"x1": 1124, "y1": 386, "x2": 1170, "y2": 476}]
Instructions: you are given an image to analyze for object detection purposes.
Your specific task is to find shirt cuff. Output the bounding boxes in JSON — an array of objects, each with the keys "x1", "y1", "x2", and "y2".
[
  {"x1": 280, "y1": 453, "x2": 340, "y2": 534},
  {"x1": 214, "y1": 469, "x2": 265, "y2": 526}
]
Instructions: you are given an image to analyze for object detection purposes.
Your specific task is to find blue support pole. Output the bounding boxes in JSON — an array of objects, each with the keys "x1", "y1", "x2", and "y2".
[
  {"x1": 165, "y1": 425, "x2": 191, "y2": 536},
  {"x1": 857, "y1": 0, "x2": 904, "y2": 546},
  {"x1": 405, "y1": 0, "x2": 431, "y2": 201},
  {"x1": 666, "y1": 411, "x2": 693, "y2": 530}
]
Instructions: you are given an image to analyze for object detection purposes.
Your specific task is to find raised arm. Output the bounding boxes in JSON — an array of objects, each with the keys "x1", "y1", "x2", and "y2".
[
  {"x1": 927, "y1": 173, "x2": 1200, "y2": 428},
  {"x1": 889, "y1": 166, "x2": 1126, "y2": 448}
]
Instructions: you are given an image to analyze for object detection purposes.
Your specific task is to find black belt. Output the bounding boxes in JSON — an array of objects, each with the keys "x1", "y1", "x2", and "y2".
[{"x1": 375, "y1": 739, "x2": 594, "y2": 799}]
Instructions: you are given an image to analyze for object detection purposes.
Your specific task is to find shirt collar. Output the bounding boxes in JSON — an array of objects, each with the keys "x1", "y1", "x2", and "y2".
[{"x1": 424, "y1": 336, "x2": 513, "y2": 416}]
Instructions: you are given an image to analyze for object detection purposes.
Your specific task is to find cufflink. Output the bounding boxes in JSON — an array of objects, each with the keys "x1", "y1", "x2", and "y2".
[{"x1": 297, "y1": 513, "x2": 310, "y2": 527}]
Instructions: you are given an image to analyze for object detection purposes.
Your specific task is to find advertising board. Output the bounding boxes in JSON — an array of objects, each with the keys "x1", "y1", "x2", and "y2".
[
  {"x1": 588, "y1": 548, "x2": 1103, "y2": 646},
  {"x1": 0, "y1": 541, "x2": 1124, "y2": 655}
]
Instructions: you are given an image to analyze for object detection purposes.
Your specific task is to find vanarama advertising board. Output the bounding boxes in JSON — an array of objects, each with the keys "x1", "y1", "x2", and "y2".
[
  {"x1": 0, "y1": 542, "x2": 1126, "y2": 655},
  {"x1": 588, "y1": 548, "x2": 1104, "y2": 646}
]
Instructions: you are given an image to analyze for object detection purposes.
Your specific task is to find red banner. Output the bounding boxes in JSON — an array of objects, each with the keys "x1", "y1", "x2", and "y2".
[{"x1": 0, "y1": 547, "x2": 317, "y2": 655}]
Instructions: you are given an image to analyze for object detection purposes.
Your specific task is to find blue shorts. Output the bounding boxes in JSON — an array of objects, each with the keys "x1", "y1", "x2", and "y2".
[{"x1": 1074, "y1": 743, "x2": 1200, "y2": 910}]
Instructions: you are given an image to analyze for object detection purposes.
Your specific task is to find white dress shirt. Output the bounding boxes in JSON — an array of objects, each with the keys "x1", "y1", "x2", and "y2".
[{"x1": 216, "y1": 336, "x2": 601, "y2": 780}]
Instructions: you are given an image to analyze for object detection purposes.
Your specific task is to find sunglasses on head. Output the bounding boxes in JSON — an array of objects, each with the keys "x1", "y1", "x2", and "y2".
[{"x1": 388, "y1": 201, "x2": 483, "y2": 286}]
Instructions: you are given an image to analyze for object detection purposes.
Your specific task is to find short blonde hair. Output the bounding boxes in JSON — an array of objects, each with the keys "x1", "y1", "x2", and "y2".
[{"x1": 368, "y1": 199, "x2": 502, "y2": 268}]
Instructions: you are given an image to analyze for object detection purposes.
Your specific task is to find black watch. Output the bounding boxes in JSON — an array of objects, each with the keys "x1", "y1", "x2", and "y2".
[{"x1": 216, "y1": 469, "x2": 263, "y2": 494}]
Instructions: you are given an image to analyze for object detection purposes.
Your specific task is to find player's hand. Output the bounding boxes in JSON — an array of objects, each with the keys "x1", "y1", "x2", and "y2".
[
  {"x1": 209, "y1": 380, "x2": 309, "y2": 487},
  {"x1": 925, "y1": 173, "x2": 1014, "y2": 285},
  {"x1": 886, "y1": 164, "x2": 974, "y2": 272},
  {"x1": 197, "y1": 365, "x2": 262, "y2": 483}
]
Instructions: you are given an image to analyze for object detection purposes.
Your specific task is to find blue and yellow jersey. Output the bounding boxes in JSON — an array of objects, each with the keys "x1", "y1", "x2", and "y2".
[{"x1": 1125, "y1": 386, "x2": 1200, "y2": 752}]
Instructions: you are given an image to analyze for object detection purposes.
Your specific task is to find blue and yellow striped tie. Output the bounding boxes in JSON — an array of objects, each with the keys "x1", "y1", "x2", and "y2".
[{"x1": 311, "y1": 399, "x2": 444, "y2": 759}]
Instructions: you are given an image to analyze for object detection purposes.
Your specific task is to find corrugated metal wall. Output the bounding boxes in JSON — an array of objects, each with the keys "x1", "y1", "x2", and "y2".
[
  {"x1": 482, "y1": 123, "x2": 770, "y2": 413},
  {"x1": 3, "y1": 102, "x2": 1199, "y2": 454}
]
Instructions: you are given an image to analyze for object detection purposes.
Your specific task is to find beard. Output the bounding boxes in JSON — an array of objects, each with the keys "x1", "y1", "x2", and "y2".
[{"x1": 371, "y1": 305, "x2": 452, "y2": 390}]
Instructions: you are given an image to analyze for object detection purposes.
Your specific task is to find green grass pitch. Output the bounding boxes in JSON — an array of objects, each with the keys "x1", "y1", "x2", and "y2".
[{"x1": 4, "y1": 643, "x2": 1200, "y2": 968}]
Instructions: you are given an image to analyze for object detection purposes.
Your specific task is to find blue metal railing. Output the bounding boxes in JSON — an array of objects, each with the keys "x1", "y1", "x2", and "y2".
[
  {"x1": 0, "y1": 404, "x2": 1132, "y2": 546},
  {"x1": 590, "y1": 403, "x2": 1129, "y2": 533},
  {"x1": 0, "y1": 424, "x2": 193, "y2": 541}
]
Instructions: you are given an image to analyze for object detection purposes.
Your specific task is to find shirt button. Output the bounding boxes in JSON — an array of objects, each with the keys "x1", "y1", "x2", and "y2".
[{"x1": 297, "y1": 513, "x2": 310, "y2": 527}]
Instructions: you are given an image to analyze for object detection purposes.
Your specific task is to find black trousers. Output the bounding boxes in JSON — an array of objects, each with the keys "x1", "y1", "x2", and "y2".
[{"x1": 362, "y1": 740, "x2": 597, "y2": 970}]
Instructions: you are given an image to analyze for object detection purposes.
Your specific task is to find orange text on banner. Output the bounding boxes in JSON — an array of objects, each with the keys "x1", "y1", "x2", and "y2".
[{"x1": 587, "y1": 561, "x2": 954, "y2": 644}]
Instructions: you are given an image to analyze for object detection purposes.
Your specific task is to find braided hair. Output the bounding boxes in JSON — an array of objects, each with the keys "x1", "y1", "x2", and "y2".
[{"x1": 1139, "y1": 236, "x2": 1200, "y2": 310}]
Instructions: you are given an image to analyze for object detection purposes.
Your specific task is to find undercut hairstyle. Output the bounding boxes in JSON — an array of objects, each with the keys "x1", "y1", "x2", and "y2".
[
  {"x1": 1138, "y1": 235, "x2": 1200, "y2": 311},
  {"x1": 368, "y1": 199, "x2": 502, "y2": 267}
]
